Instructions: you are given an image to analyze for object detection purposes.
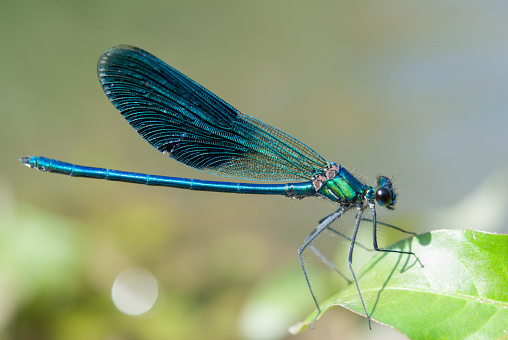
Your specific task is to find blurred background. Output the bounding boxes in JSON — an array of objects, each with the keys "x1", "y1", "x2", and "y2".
[{"x1": 1, "y1": 1, "x2": 507, "y2": 339}]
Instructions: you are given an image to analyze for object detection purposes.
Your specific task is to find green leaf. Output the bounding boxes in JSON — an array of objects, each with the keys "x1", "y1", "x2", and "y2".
[{"x1": 290, "y1": 229, "x2": 508, "y2": 339}]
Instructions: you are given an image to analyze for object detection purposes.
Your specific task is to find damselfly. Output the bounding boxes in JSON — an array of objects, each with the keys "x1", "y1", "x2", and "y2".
[{"x1": 21, "y1": 45, "x2": 421, "y2": 329}]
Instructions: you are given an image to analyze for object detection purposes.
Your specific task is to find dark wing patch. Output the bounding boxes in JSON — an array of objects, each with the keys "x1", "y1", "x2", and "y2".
[{"x1": 98, "y1": 45, "x2": 327, "y2": 181}]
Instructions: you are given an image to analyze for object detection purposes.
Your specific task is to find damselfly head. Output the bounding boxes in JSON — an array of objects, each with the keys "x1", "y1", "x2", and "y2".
[{"x1": 375, "y1": 176, "x2": 396, "y2": 210}]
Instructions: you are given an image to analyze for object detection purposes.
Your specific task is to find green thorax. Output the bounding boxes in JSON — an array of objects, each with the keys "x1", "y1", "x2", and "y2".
[{"x1": 314, "y1": 163, "x2": 365, "y2": 203}]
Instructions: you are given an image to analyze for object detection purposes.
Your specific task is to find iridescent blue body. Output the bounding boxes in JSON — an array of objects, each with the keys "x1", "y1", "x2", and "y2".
[
  {"x1": 21, "y1": 45, "x2": 418, "y2": 329},
  {"x1": 22, "y1": 156, "x2": 315, "y2": 196}
]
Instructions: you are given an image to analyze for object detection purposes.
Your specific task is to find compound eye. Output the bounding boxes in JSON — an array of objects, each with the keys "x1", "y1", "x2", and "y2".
[{"x1": 375, "y1": 187, "x2": 392, "y2": 206}]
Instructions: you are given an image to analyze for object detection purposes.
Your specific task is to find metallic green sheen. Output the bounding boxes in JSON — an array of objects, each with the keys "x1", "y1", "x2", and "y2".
[{"x1": 317, "y1": 167, "x2": 365, "y2": 203}]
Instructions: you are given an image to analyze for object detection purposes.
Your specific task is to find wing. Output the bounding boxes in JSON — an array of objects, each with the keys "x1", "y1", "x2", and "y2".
[{"x1": 97, "y1": 45, "x2": 327, "y2": 181}]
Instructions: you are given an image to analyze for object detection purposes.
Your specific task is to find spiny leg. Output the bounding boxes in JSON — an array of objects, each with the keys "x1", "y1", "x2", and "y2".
[
  {"x1": 318, "y1": 211, "x2": 371, "y2": 251},
  {"x1": 361, "y1": 218, "x2": 417, "y2": 236},
  {"x1": 368, "y1": 202, "x2": 423, "y2": 267},
  {"x1": 348, "y1": 203, "x2": 372, "y2": 329},
  {"x1": 305, "y1": 212, "x2": 353, "y2": 283},
  {"x1": 325, "y1": 226, "x2": 371, "y2": 252},
  {"x1": 307, "y1": 242, "x2": 351, "y2": 283},
  {"x1": 298, "y1": 207, "x2": 346, "y2": 327},
  {"x1": 321, "y1": 213, "x2": 414, "y2": 252}
]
